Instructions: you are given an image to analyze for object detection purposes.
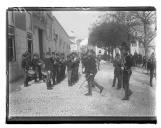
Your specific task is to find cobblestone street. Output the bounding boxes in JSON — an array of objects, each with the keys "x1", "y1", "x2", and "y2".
[{"x1": 9, "y1": 62, "x2": 156, "y2": 117}]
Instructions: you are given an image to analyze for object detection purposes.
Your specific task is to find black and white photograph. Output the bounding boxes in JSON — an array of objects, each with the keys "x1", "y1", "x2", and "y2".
[{"x1": 6, "y1": 7, "x2": 157, "y2": 123}]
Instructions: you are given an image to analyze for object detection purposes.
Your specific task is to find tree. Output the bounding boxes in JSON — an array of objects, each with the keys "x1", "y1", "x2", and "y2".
[
  {"x1": 91, "y1": 11, "x2": 156, "y2": 56},
  {"x1": 129, "y1": 11, "x2": 156, "y2": 56},
  {"x1": 88, "y1": 21, "x2": 134, "y2": 60}
]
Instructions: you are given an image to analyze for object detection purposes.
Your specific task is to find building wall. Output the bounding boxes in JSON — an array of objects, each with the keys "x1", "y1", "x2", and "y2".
[
  {"x1": 8, "y1": 11, "x2": 71, "y2": 82},
  {"x1": 8, "y1": 11, "x2": 31, "y2": 81}
]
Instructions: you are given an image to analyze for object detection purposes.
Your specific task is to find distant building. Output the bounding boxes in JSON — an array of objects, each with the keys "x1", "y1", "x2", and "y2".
[
  {"x1": 7, "y1": 10, "x2": 71, "y2": 82},
  {"x1": 69, "y1": 36, "x2": 82, "y2": 53},
  {"x1": 130, "y1": 40, "x2": 145, "y2": 56}
]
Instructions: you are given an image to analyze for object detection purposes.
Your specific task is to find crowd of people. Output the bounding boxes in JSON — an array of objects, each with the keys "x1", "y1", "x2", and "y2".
[
  {"x1": 21, "y1": 47, "x2": 156, "y2": 100},
  {"x1": 130, "y1": 52, "x2": 156, "y2": 73},
  {"x1": 21, "y1": 51, "x2": 80, "y2": 89},
  {"x1": 112, "y1": 50, "x2": 156, "y2": 100}
]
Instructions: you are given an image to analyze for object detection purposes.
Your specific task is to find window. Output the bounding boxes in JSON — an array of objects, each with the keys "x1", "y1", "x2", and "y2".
[
  {"x1": 54, "y1": 33, "x2": 58, "y2": 42},
  {"x1": 27, "y1": 33, "x2": 33, "y2": 56},
  {"x1": 8, "y1": 26, "x2": 16, "y2": 62},
  {"x1": 15, "y1": 11, "x2": 26, "y2": 30}
]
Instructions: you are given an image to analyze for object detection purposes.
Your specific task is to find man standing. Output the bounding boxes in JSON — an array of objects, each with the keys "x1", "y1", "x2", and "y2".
[
  {"x1": 112, "y1": 53, "x2": 122, "y2": 89},
  {"x1": 21, "y1": 51, "x2": 34, "y2": 87},
  {"x1": 149, "y1": 53, "x2": 156, "y2": 87},
  {"x1": 67, "y1": 54, "x2": 73, "y2": 86},
  {"x1": 122, "y1": 51, "x2": 133, "y2": 100},
  {"x1": 51, "y1": 52, "x2": 57, "y2": 85},
  {"x1": 32, "y1": 53, "x2": 43, "y2": 82},
  {"x1": 84, "y1": 50, "x2": 104, "y2": 96}
]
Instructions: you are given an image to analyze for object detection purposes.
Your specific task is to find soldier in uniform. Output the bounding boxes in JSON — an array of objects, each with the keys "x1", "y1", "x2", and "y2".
[
  {"x1": 112, "y1": 53, "x2": 122, "y2": 89},
  {"x1": 67, "y1": 54, "x2": 73, "y2": 86},
  {"x1": 62, "y1": 54, "x2": 67, "y2": 80},
  {"x1": 56, "y1": 53, "x2": 61, "y2": 83},
  {"x1": 122, "y1": 50, "x2": 133, "y2": 100},
  {"x1": 149, "y1": 53, "x2": 156, "y2": 87},
  {"x1": 51, "y1": 52, "x2": 57, "y2": 85},
  {"x1": 21, "y1": 51, "x2": 35, "y2": 87},
  {"x1": 32, "y1": 53, "x2": 43, "y2": 82},
  {"x1": 43, "y1": 52, "x2": 53, "y2": 89},
  {"x1": 84, "y1": 50, "x2": 104, "y2": 96}
]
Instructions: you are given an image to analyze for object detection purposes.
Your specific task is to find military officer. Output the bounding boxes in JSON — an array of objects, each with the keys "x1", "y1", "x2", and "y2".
[{"x1": 84, "y1": 50, "x2": 104, "y2": 96}]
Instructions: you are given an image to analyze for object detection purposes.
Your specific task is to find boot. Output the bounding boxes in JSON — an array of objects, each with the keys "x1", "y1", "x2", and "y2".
[{"x1": 122, "y1": 96, "x2": 129, "y2": 100}]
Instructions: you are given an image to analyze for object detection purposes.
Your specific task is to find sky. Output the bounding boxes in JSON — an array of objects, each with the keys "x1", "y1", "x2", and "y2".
[{"x1": 52, "y1": 11, "x2": 106, "y2": 40}]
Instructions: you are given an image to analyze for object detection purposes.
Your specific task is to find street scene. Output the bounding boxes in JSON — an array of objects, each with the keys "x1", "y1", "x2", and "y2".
[{"x1": 7, "y1": 8, "x2": 156, "y2": 117}]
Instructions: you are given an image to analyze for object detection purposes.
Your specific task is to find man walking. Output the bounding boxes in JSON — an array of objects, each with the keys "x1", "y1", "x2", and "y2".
[{"x1": 84, "y1": 50, "x2": 104, "y2": 96}]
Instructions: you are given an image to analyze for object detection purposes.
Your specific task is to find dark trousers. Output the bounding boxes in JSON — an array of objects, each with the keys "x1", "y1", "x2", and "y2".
[
  {"x1": 113, "y1": 69, "x2": 122, "y2": 88},
  {"x1": 86, "y1": 73, "x2": 103, "y2": 95},
  {"x1": 35, "y1": 66, "x2": 42, "y2": 80},
  {"x1": 52, "y1": 70, "x2": 56, "y2": 84},
  {"x1": 150, "y1": 69, "x2": 154, "y2": 86},
  {"x1": 57, "y1": 67, "x2": 61, "y2": 83},
  {"x1": 24, "y1": 70, "x2": 36, "y2": 87},
  {"x1": 67, "y1": 69, "x2": 72, "y2": 86},
  {"x1": 123, "y1": 69, "x2": 132, "y2": 98}
]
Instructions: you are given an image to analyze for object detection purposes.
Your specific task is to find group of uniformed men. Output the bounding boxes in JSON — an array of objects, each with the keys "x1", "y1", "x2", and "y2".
[
  {"x1": 21, "y1": 51, "x2": 80, "y2": 89},
  {"x1": 21, "y1": 45, "x2": 156, "y2": 100},
  {"x1": 112, "y1": 48, "x2": 156, "y2": 100},
  {"x1": 112, "y1": 50, "x2": 133, "y2": 100}
]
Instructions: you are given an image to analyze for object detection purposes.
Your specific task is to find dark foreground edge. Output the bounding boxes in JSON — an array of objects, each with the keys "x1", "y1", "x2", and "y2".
[{"x1": 6, "y1": 116, "x2": 157, "y2": 124}]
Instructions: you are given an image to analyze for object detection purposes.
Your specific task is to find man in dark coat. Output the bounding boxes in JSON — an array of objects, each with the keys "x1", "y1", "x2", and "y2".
[
  {"x1": 112, "y1": 53, "x2": 122, "y2": 89},
  {"x1": 122, "y1": 51, "x2": 133, "y2": 100},
  {"x1": 32, "y1": 53, "x2": 43, "y2": 82},
  {"x1": 149, "y1": 53, "x2": 156, "y2": 87},
  {"x1": 84, "y1": 50, "x2": 104, "y2": 96},
  {"x1": 67, "y1": 54, "x2": 73, "y2": 86},
  {"x1": 51, "y1": 52, "x2": 57, "y2": 85},
  {"x1": 42, "y1": 52, "x2": 53, "y2": 89},
  {"x1": 21, "y1": 51, "x2": 35, "y2": 87}
]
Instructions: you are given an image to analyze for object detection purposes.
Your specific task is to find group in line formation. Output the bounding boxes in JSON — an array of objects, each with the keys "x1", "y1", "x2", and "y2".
[
  {"x1": 112, "y1": 51, "x2": 156, "y2": 100},
  {"x1": 21, "y1": 51, "x2": 80, "y2": 89},
  {"x1": 21, "y1": 46, "x2": 156, "y2": 101}
]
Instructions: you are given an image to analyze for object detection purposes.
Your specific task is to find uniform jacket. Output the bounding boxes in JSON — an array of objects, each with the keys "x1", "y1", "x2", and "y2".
[{"x1": 84, "y1": 55, "x2": 97, "y2": 74}]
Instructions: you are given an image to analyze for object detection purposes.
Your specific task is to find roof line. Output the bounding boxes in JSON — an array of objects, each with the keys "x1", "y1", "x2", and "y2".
[{"x1": 52, "y1": 15, "x2": 70, "y2": 38}]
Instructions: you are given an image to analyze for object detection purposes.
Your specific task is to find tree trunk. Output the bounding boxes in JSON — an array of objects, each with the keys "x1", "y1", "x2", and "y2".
[
  {"x1": 111, "y1": 45, "x2": 114, "y2": 62},
  {"x1": 107, "y1": 45, "x2": 110, "y2": 61}
]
